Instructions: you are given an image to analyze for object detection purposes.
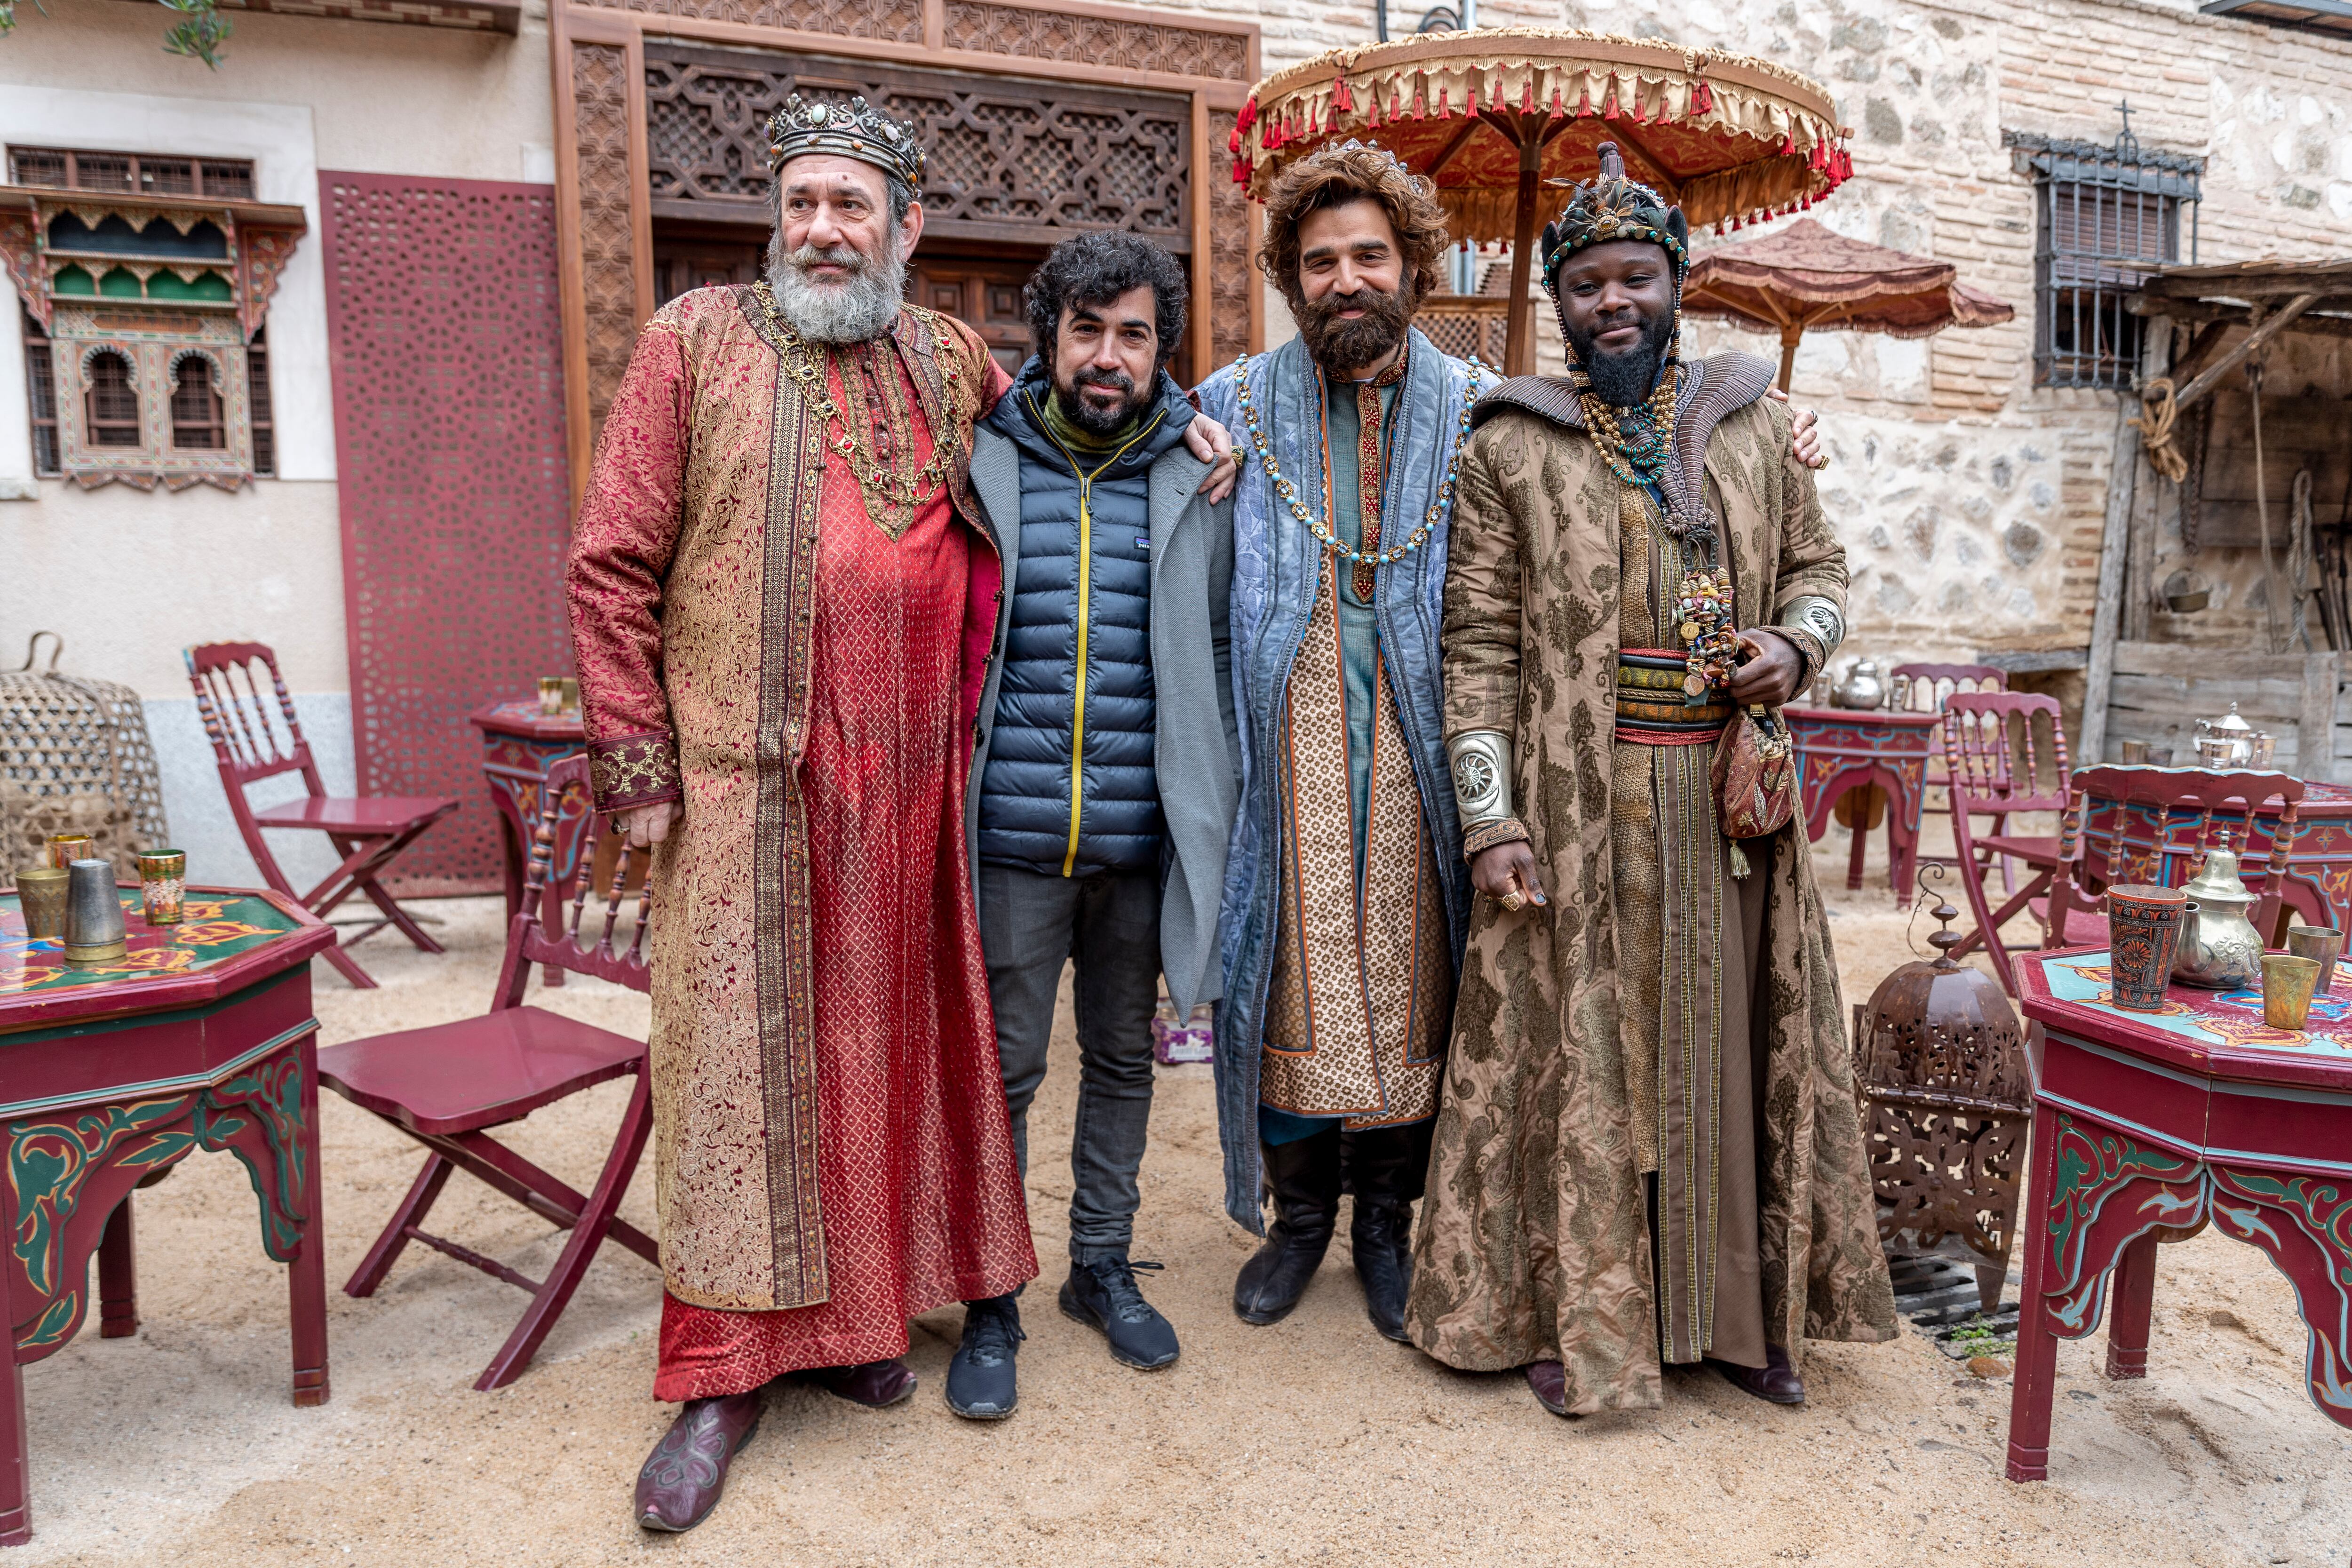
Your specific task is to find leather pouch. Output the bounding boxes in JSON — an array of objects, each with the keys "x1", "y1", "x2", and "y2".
[{"x1": 1711, "y1": 707, "x2": 1797, "y2": 840}]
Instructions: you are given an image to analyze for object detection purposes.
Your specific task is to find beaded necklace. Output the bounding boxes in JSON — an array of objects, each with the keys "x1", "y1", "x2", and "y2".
[
  {"x1": 753, "y1": 281, "x2": 951, "y2": 511},
  {"x1": 1580, "y1": 366, "x2": 1740, "y2": 702},
  {"x1": 1231, "y1": 351, "x2": 1483, "y2": 574}
]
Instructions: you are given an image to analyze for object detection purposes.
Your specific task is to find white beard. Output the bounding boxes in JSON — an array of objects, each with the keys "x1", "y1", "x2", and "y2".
[{"x1": 764, "y1": 228, "x2": 907, "y2": 345}]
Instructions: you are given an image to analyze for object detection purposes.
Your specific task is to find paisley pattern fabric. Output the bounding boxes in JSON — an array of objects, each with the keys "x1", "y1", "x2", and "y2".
[
  {"x1": 1403, "y1": 357, "x2": 1897, "y2": 1414},
  {"x1": 568, "y1": 287, "x2": 1034, "y2": 1331}
]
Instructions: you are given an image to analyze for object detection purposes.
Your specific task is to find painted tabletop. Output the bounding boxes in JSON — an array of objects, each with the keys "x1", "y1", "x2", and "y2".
[
  {"x1": 0, "y1": 887, "x2": 331, "y2": 1032},
  {"x1": 468, "y1": 700, "x2": 584, "y2": 741},
  {"x1": 2018, "y1": 947, "x2": 2352, "y2": 1093}
]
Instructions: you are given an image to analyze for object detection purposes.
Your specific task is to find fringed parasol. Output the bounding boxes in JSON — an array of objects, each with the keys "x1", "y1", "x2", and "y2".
[
  {"x1": 1232, "y1": 29, "x2": 1852, "y2": 374},
  {"x1": 1681, "y1": 219, "x2": 2015, "y2": 389}
]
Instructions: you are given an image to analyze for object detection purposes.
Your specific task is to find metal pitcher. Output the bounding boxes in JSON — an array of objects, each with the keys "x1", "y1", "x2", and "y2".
[
  {"x1": 2192, "y1": 703, "x2": 2257, "y2": 768},
  {"x1": 2170, "y1": 830, "x2": 2265, "y2": 990},
  {"x1": 1832, "y1": 658, "x2": 1887, "y2": 711}
]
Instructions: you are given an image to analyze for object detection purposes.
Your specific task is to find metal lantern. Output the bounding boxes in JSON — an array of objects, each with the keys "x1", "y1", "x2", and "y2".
[
  {"x1": 1851, "y1": 875, "x2": 2032, "y2": 1314},
  {"x1": 1, "y1": 634, "x2": 171, "y2": 885}
]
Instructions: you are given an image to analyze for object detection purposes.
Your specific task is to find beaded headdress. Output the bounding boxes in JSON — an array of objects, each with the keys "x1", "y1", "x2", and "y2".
[
  {"x1": 765, "y1": 95, "x2": 924, "y2": 189},
  {"x1": 1538, "y1": 141, "x2": 1690, "y2": 296}
]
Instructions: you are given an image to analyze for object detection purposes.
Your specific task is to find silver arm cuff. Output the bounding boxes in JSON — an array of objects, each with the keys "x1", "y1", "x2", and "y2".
[
  {"x1": 1779, "y1": 595, "x2": 1845, "y2": 679},
  {"x1": 1447, "y1": 730, "x2": 1515, "y2": 830}
]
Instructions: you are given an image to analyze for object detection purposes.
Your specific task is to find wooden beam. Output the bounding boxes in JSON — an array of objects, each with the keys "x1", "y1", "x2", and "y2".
[
  {"x1": 1424, "y1": 116, "x2": 1487, "y2": 181},
  {"x1": 2299, "y1": 651, "x2": 2341, "y2": 786},
  {"x1": 1189, "y1": 88, "x2": 1213, "y2": 386},
  {"x1": 2082, "y1": 398, "x2": 2140, "y2": 767},
  {"x1": 2128, "y1": 294, "x2": 2352, "y2": 342},
  {"x1": 2168, "y1": 320, "x2": 2229, "y2": 386},
  {"x1": 2169, "y1": 294, "x2": 2321, "y2": 412},
  {"x1": 2139, "y1": 270, "x2": 2352, "y2": 299}
]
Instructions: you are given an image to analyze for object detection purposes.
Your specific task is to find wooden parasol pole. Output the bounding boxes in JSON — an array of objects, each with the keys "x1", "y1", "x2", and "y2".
[
  {"x1": 1503, "y1": 121, "x2": 1541, "y2": 377},
  {"x1": 1776, "y1": 325, "x2": 1803, "y2": 391}
]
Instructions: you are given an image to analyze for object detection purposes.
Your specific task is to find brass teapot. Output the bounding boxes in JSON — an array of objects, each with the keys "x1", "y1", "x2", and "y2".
[{"x1": 2170, "y1": 828, "x2": 2265, "y2": 990}]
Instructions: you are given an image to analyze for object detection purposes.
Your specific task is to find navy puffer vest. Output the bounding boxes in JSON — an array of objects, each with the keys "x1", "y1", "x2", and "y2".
[{"x1": 977, "y1": 359, "x2": 1193, "y2": 876}]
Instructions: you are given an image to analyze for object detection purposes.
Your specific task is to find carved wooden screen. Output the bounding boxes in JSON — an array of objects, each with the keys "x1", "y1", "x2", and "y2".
[
  {"x1": 644, "y1": 44, "x2": 1192, "y2": 255},
  {"x1": 320, "y1": 173, "x2": 573, "y2": 893}
]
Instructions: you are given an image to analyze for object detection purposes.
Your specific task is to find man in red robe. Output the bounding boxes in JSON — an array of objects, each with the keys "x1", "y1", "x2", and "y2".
[{"x1": 571, "y1": 95, "x2": 1233, "y2": 1533}]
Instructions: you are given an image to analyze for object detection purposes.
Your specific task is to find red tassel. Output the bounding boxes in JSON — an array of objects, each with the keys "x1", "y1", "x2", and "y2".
[
  {"x1": 1694, "y1": 79, "x2": 1714, "y2": 114},
  {"x1": 1237, "y1": 98, "x2": 1257, "y2": 133},
  {"x1": 1333, "y1": 80, "x2": 1352, "y2": 112}
]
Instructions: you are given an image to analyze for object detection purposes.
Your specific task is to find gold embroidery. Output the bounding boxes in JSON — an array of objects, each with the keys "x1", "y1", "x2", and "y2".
[{"x1": 588, "y1": 732, "x2": 680, "y2": 809}]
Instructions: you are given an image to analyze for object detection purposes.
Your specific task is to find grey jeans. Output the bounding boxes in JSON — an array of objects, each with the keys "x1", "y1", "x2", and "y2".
[{"x1": 977, "y1": 862, "x2": 1160, "y2": 1265}]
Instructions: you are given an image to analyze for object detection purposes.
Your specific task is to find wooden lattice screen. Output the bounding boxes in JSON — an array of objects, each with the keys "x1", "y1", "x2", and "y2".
[
  {"x1": 553, "y1": 0, "x2": 1260, "y2": 490},
  {"x1": 320, "y1": 173, "x2": 575, "y2": 893}
]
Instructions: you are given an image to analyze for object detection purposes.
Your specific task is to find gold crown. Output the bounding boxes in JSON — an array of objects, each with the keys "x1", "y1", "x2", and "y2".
[{"x1": 765, "y1": 95, "x2": 923, "y2": 188}]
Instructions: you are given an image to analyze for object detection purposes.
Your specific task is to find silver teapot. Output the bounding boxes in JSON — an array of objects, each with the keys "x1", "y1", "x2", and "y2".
[
  {"x1": 1832, "y1": 658, "x2": 1888, "y2": 711},
  {"x1": 2170, "y1": 828, "x2": 2266, "y2": 990},
  {"x1": 2193, "y1": 703, "x2": 2257, "y2": 768}
]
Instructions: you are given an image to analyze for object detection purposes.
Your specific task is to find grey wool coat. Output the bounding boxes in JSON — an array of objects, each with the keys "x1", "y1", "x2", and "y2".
[{"x1": 966, "y1": 417, "x2": 1242, "y2": 1015}]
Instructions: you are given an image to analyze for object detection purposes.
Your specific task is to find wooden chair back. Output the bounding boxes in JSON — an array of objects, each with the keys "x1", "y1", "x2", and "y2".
[
  {"x1": 2052, "y1": 765, "x2": 2307, "y2": 942},
  {"x1": 1942, "y1": 692, "x2": 2070, "y2": 817},
  {"x1": 184, "y1": 641, "x2": 323, "y2": 793},
  {"x1": 492, "y1": 752, "x2": 649, "y2": 1006},
  {"x1": 1894, "y1": 662, "x2": 2006, "y2": 714}
]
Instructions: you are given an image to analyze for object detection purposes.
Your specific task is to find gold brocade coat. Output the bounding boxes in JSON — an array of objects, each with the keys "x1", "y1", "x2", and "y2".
[{"x1": 1403, "y1": 373, "x2": 1899, "y2": 1413}]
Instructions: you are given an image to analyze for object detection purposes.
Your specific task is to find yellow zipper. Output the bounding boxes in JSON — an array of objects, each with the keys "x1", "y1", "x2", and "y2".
[{"x1": 1033, "y1": 393, "x2": 1164, "y2": 878}]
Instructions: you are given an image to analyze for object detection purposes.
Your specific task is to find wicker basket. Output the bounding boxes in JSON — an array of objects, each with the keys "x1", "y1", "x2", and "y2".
[{"x1": 1, "y1": 633, "x2": 172, "y2": 884}]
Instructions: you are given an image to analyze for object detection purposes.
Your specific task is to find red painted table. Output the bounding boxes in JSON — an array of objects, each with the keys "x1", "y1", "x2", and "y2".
[
  {"x1": 0, "y1": 886, "x2": 334, "y2": 1545},
  {"x1": 469, "y1": 703, "x2": 592, "y2": 984},
  {"x1": 2078, "y1": 772, "x2": 2352, "y2": 934},
  {"x1": 1787, "y1": 706, "x2": 1940, "y2": 904},
  {"x1": 2005, "y1": 947, "x2": 2352, "y2": 1482}
]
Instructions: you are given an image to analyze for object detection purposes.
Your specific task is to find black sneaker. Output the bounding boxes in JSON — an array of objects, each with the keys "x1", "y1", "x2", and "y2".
[
  {"x1": 946, "y1": 1294, "x2": 1024, "y2": 1421},
  {"x1": 1059, "y1": 1256, "x2": 1180, "y2": 1370}
]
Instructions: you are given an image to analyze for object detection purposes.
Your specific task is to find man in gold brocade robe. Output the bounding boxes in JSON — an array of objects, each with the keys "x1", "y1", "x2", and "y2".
[{"x1": 1407, "y1": 145, "x2": 1898, "y2": 1418}]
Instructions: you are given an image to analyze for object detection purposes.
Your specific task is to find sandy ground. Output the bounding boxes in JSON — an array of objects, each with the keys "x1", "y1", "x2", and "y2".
[{"x1": 9, "y1": 822, "x2": 2349, "y2": 1567}]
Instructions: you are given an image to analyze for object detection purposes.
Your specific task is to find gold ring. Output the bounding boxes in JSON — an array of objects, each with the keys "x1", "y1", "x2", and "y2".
[{"x1": 1499, "y1": 889, "x2": 1526, "y2": 912}]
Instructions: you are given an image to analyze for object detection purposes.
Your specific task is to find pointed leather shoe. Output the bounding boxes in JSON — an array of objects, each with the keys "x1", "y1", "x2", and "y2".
[
  {"x1": 1525, "y1": 1360, "x2": 1572, "y2": 1418},
  {"x1": 946, "y1": 1294, "x2": 1024, "y2": 1419},
  {"x1": 1709, "y1": 1343, "x2": 1806, "y2": 1406},
  {"x1": 1350, "y1": 1194, "x2": 1415, "y2": 1343},
  {"x1": 634, "y1": 1390, "x2": 761, "y2": 1532},
  {"x1": 1061, "y1": 1257, "x2": 1179, "y2": 1370},
  {"x1": 795, "y1": 1358, "x2": 915, "y2": 1408}
]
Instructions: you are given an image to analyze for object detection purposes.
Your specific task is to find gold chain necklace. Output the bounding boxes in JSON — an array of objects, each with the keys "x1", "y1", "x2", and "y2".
[{"x1": 753, "y1": 280, "x2": 949, "y2": 509}]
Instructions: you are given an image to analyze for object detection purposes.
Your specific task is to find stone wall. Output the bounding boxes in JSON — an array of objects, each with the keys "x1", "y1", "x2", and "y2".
[{"x1": 1156, "y1": 0, "x2": 2352, "y2": 672}]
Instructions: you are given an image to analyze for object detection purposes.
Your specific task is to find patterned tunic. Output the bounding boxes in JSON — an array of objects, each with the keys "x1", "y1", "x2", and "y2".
[{"x1": 569, "y1": 289, "x2": 1036, "y2": 1396}]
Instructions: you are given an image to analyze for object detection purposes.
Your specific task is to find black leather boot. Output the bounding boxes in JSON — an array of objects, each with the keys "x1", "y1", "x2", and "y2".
[
  {"x1": 1342, "y1": 1121, "x2": 1429, "y2": 1342},
  {"x1": 1232, "y1": 1127, "x2": 1341, "y2": 1325}
]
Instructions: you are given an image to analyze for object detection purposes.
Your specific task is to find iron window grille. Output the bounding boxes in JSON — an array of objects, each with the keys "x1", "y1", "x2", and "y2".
[
  {"x1": 22, "y1": 309, "x2": 59, "y2": 477},
  {"x1": 2007, "y1": 124, "x2": 2201, "y2": 390},
  {"x1": 84, "y1": 350, "x2": 142, "y2": 448},
  {"x1": 170, "y1": 353, "x2": 226, "y2": 450},
  {"x1": 247, "y1": 329, "x2": 274, "y2": 477}
]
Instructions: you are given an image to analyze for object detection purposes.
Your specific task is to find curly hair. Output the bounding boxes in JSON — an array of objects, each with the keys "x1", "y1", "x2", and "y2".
[
  {"x1": 1023, "y1": 231, "x2": 1190, "y2": 366},
  {"x1": 1256, "y1": 142, "x2": 1452, "y2": 311}
]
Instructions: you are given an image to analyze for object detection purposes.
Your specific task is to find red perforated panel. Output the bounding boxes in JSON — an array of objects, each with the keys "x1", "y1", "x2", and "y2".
[{"x1": 320, "y1": 172, "x2": 573, "y2": 894}]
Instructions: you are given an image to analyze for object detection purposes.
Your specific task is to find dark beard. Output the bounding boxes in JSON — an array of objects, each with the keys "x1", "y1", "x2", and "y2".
[
  {"x1": 1295, "y1": 282, "x2": 1412, "y2": 375},
  {"x1": 1053, "y1": 366, "x2": 1144, "y2": 436},
  {"x1": 1565, "y1": 303, "x2": 1676, "y2": 406}
]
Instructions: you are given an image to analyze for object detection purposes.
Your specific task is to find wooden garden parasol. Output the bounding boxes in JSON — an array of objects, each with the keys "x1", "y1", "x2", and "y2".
[
  {"x1": 1232, "y1": 29, "x2": 1853, "y2": 375},
  {"x1": 1681, "y1": 218, "x2": 2015, "y2": 390}
]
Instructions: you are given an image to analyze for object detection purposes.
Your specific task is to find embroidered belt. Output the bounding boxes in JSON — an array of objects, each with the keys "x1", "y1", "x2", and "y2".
[{"x1": 1615, "y1": 648, "x2": 1731, "y2": 746}]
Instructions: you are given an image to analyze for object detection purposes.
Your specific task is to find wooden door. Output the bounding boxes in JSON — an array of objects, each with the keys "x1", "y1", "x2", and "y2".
[
  {"x1": 910, "y1": 249, "x2": 1041, "y2": 374},
  {"x1": 654, "y1": 240, "x2": 760, "y2": 307}
]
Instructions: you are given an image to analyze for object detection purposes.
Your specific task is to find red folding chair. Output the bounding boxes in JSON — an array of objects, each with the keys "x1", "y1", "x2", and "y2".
[
  {"x1": 1895, "y1": 663, "x2": 2008, "y2": 875},
  {"x1": 318, "y1": 753, "x2": 655, "y2": 1391},
  {"x1": 1942, "y1": 692, "x2": 2071, "y2": 995},
  {"x1": 2042, "y1": 765, "x2": 2312, "y2": 952},
  {"x1": 185, "y1": 641, "x2": 461, "y2": 989}
]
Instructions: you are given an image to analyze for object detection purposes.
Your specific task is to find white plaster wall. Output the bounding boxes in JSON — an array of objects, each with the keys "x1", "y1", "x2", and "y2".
[{"x1": 0, "y1": 0, "x2": 554, "y2": 884}]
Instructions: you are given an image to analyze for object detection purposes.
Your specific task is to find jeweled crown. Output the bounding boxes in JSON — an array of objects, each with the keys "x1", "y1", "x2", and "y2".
[{"x1": 765, "y1": 94, "x2": 924, "y2": 189}]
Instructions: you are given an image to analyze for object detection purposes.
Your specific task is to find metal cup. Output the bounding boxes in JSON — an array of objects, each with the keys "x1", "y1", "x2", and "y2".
[
  {"x1": 2286, "y1": 924, "x2": 2345, "y2": 997},
  {"x1": 538, "y1": 677, "x2": 565, "y2": 717},
  {"x1": 15, "y1": 866, "x2": 71, "y2": 944},
  {"x1": 2261, "y1": 953, "x2": 2323, "y2": 1032},
  {"x1": 44, "y1": 833, "x2": 93, "y2": 870},
  {"x1": 63, "y1": 859, "x2": 128, "y2": 965},
  {"x1": 137, "y1": 849, "x2": 187, "y2": 926},
  {"x1": 558, "y1": 677, "x2": 580, "y2": 714},
  {"x1": 2104, "y1": 883, "x2": 2188, "y2": 1011}
]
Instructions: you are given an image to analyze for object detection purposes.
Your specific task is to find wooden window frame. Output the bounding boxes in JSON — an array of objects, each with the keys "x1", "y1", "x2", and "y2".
[
  {"x1": 83, "y1": 349, "x2": 143, "y2": 449},
  {"x1": 169, "y1": 350, "x2": 229, "y2": 451},
  {"x1": 6, "y1": 146, "x2": 257, "y2": 201},
  {"x1": 22, "y1": 308, "x2": 60, "y2": 477}
]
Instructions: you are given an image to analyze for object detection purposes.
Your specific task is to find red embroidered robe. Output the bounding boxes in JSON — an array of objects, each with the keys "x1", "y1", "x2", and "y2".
[{"x1": 568, "y1": 287, "x2": 1035, "y2": 1396}]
